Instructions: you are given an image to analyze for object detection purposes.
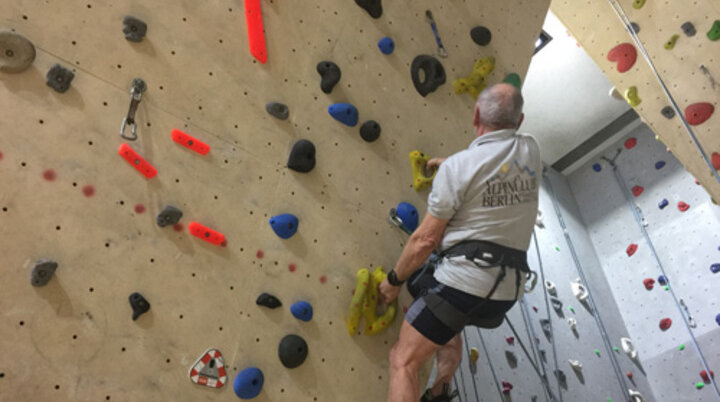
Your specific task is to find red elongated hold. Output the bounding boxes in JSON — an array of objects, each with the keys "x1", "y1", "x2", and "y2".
[
  {"x1": 626, "y1": 243, "x2": 638, "y2": 257},
  {"x1": 632, "y1": 185, "x2": 644, "y2": 197},
  {"x1": 188, "y1": 222, "x2": 226, "y2": 246},
  {"x1": 533, "y1": 306, "x2": 538, "y2": 312},
  {"x1": 506, "y1": 336, "x2": 515, "y2": 345},
  {"x1": 626, "y1": 371, "x2": 633, "y2": 379},
  {"x1": 659, "y1": 318, "x2": 672, "y2": 331},
  {"x1": 171, "y1": 129, "x2": 210, "y2": 155},
  {"x1": 684, "y1": 103, "x2": 714, "y2": 126},
  {"x1": 678, "y1": 202, "x2": 690, "y2": 212},
  {"x1": 624, "y1": 137, "x2": 638, "y2": 150},
  {"x1": 501, "y1": 380, "x2": 513, "y2": 391},
  {"x1": 607, "y1": 43, "x2": 637, "y2": 73},
  {"x1": 712, "y1": 153, "x2": 720, "y2": 171},
  {"x1": 701, "y1": 370, "x2": 715, "y2": 383},
  {"x1": 244, "y1": 0, "x2": 267, "y2": 64},
  {"x1": 643, "y1": 278, "x2": 655, "y2": 290},
  {"x1": 118, "y1": 143, "x2": 157, "y2": 179}
]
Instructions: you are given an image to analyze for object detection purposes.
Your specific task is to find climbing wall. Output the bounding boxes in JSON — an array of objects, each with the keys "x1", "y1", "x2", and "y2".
[
  {"x1": 570, "y1": 123, "x2": 720, "y2": 400},
  {"x1": 0, "y1": 0, "x2": 551, "y2": 401},
  {"x1": 552, "y1": 0, "x2": 720, "y2": 202}
]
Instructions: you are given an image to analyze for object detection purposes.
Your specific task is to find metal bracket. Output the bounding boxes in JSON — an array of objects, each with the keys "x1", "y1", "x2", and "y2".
[
  {"x1": 120, "y1": 78, "x2": 147, "y2": 141},
  {"x1": 388, "y1": 208, "x2": 412, "y2": 235},
  {"x1": 425, "y1": 10, "x2": 448, "y2": 58},
  {"x1": 700, "y1": 65, "x2": 717, "y2": 91},
  {"x1": 679, "y1": 299, "x2": 697, "y2": 328}
]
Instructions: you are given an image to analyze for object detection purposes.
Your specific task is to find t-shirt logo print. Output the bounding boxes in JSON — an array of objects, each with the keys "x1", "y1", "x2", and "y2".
[{"x1": 483, "y1": 160, "x2": 538, "y2": 208}]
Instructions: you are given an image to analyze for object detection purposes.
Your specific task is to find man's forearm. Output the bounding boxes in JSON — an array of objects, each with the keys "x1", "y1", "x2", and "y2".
[{"x1": 393, "y1": 234, "x2": 437, "y2": 281}]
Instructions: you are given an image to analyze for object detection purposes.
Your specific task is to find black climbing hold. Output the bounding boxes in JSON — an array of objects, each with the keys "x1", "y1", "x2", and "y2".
[
  {"x1": 256, "y1": 293, "x2": 282, "y2": 309},
  {"x1": 316, "y1": 61, "x2": 341, "y2": 94},
  {"x1": 0, "y1": 30, "x2": 36, "y2": 73},
  {"x1": 129, "y1": 292, "x2": 150, "y2": 320},
  {"x1": 540, "y1": 318, "x2": 552, "y2": 338},
  {"x1": 46, "y1": 64, "x2": 74, "y2": 93},
  {"x1": 31, "y1": 259, "x2": 58, "y2": 287},
  {"x1": 123, "y1": 16, "x2": 147, "y2": 42},
  {"x1": 550, "y1": 297, "x2": 563, "y2": 311},
  {"x1": 470, "y1": 26, "x2": 492, "y2": 46},
  {"x1": 681, "y1": 22, "x2": 696, "y2": 37},
  {"x1": 554, "y1": 369, "x2": 568, "y2": 389},
  {"x1": 661, "y1": 106, "x2": 675, "y2": 119},
  {"x1": 360, "y1": 120, "x2": 381, "y2": 142},
  {"x1": 410, "y1": 55, "x2": 446, "y2": 97},
  {"x1": 278, "y1": 334, "x2": 308, "y2": 369},
  {"x1": 287, "y1": 139, "x2": 316, "y2": 173},
  {"x1": 630, "y1": 22, "x2": 640, "y2": 34},
  {"x1": 354, "y1": 0, "x2": 382, "y2": 19},
  {"x1": 266, "y1": 102, "x2": 289, "y2": 120},
  {"x1": 156, "y1": 205, "x2": 183, "y2": 227}
]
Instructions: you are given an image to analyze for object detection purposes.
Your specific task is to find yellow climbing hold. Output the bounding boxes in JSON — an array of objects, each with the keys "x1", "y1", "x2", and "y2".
[
  {"x1": 664, "y1": 34, "x2": 679, "y2": 50},
  {"x1": 624, "y1": 86, "x2": 641, "y2": 107},
  {"x1": 409, "y1": 150, "x2": 436, "y2": 192},
  {"x1": 347, "y1": 267, "x2": 398, "y2": 336},
  {"x1": 453, "y1": 57, "x2": 496, "y2": 99},
  {"x1": 501, "y1": 163, "x2": 510, "y2": 173},
  {"x1": 347, "y1": 268, "x2": 370, "y2": 336},
  {"x1": 632, "y1": 0, "x2": 645, "y2": 9},
  {"x1": 470, "y1": 347, "x2": 480, "y2": 363}
]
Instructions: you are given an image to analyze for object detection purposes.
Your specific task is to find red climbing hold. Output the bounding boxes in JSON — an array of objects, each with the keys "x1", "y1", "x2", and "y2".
[
  {"x1": 643, "y1": 278, "x2": 655, "y2": 290},
  {"x1": 256, "y1": 250, "x2": 265, "y2": 259},
  {"x1": 678, "y1": 202, "x2": 690, "y2": 212},
  {"x1": 319, "y1": 275, "x2": 327, "y2": 284},
  {"x1": 607, "y1": 43, "x2": 637, "y2": 73},
  {"x1": 627, "y1": 244, "x2": 638, "y2": 257},
  {"x1": 134, "y1": 204, "x2": 146, "y2": 214},
  {"x1": 188, "y1": 222, "x2": 226, "y2": 246},
  {"x1": 118, "y1": 143, "x2": 157, "y2": 179},
  {"x1": 506, "y1": 337, "x2": 515, "y2": 345},
  {"x1": 685, "y1": 103, "x2": 714, "y2": 126},
  {"x1": 501, "y1": 380, "x2": 513, "y2": 394},
  {"x1": 288, "y1": 263, "x2": 297, "y2": 272},
  {"x1": 533, "y1": 306, "x2": 538, "y2": 312},
  {"x1": 712, "y1": 153, "x2": 720, "y2": 171},
  {"x1": 43, "y1": 169, "x2": 57, "y2": 181},
  {"x1": 632, "y1": 185, "x2": 644, "y2": 197},
  {"x1": 244, "y1": 0, "x2": 267, "y2": 64},
  {"x1": 173, "y1": 223, "x2": 184, "y2": 232},
  {"x1": 659, "y1": 318, "x2": 672, "y2": 331},
  {"x1": 171, "y1": 129, "x2": 210, "y2": 155},
  {"x1": 624, "y1": 137, "x2": 638, "y2": 150},
  {"x1": 700, "y1": 370, "x2": 715, "y2": 383},
  {"x1": 626, "y1": 371, "x2": 633, "y2": 380},
  {"x1": 82, "y1": 185, "x2": 96, "y2": 198}
]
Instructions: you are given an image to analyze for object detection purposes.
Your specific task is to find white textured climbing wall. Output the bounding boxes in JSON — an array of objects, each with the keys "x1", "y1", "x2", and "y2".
[
  {"x1": 0, "y1": 0, "x2": 550, "y2": 401},
  {"x1": 569, "y1": 123, "x2": 720, "y2": 401},
  {"x1": 551, "y1": 1, "x2": 720, "y2": 203}
]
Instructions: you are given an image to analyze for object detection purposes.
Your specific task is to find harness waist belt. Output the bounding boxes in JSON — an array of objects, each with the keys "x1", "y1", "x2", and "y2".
[{"x1": 439, "y1": 240, "x2": 529, "y2": 272}]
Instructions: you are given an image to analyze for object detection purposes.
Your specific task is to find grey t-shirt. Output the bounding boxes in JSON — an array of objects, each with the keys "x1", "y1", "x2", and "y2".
[{"x1": 427, "y1": 129, "x2": 541, "y2": 299}]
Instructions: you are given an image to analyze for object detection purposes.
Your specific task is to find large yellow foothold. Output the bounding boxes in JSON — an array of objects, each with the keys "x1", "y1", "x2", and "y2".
[
  {"x1": 409, "y1": 150, "x2": 436, "y2": 192},
  {"x1": 347, "y1": 267, "x2": 398, "y2": 337},
  {"x1": 347, "y1": 268, "x2": 370, "y2": 336},
  {"x1": 624, "y1": 86, "x2": 641, "y2": 107},
  {"x1": 470, "y1": 347, "x2": 480, "y2": 363},
  {"x1": 453, "y1": 57, "x2": 495, "y2": 99}
]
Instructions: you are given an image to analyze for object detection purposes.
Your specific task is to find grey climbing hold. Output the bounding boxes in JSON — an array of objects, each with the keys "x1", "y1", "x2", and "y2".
[
  {"x1": 540, "y1": 318, "x2": 552, "y2": 338},
  {"x1": 470, "y1": 26, "x2": 492, "y2": 46},
  {"x1": 256, "y1": 293, "x2": 282, "y2": 309},
  {"x1": 46, "y1": 64, "x2": 74, "y2": 93},
  {"x1": 31, "y1": 259, "x2": 58, "y2": 287},
  {"x1": 317, "y1": 61, "x2": 341, "y2": 94},
  {"x1": 0, "y1": 30, "x2": 36, "y2": 73},
  {"x1": 287, "y1": 139, "x2": 316, "y2": 173},
  {"x1": 550, "y1": 297, "x2": 563, "y2": 311},
  {"x1": 266, "y1": 102, "x2": 289, "y2": 120},
  {"x1": 360, "y1": 120, "x2": 381, "y2": 142},
  {"x1": 157, "y1": 205, "x2": 183, "y2": 227},
  {"x1": 278, "y1": 334, "x2": 308, "y2": 369},
  {"x1": 129, "y1": 292, "x2": 150, "y2": 320},
  {"x1": 630, "y1": 22, "x2": 640, "y2": 34},
  {"x1": 661, "y1": 106, "x2": 675, "y2": 119},
  {"x1": 123, "y1": 16, "x2": 147, "y2": 42},
  {"x1": 539, "y1": 349, "x2": 547, "y2": 363},
  {"x1": 505, "y1": 351, "x2": 518, "y2": 368},
  {"x1": 554, "y1": 369, "x2": 568, "y2": 388},
  {"x1": 411, "y1": 55, "x2": 446, "y2": 97},
  {"x1": 681, "y1": 22, "x2": 696, "y2": 37},
  {"x1": 354, "y1": 0, "x2": 382, "y2": 19}
]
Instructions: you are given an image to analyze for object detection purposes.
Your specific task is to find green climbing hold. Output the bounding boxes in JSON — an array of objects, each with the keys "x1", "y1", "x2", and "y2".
[
  {"x1": 614, "y1": 347, "x2": 619, "y2": 352},
  {"x1": 503, "y1": 73, "x2": 522, "y2": 89},
  {"x1": 595, "y1": 349, "x2": 600, "y2": 357},
  {"x1": 665, "y1": 285, "x2": 669, "y2": 291},
  {"x1": 569, "y1": 306, "x2": 575, "y2": 313},
  {"x1": 696, "y1": 382, "x2": 705, "y2": 389},
  {"x1": 607, "y1": 398, "x2": 612, "y2": 402},
  {"x1": 554, "y1": 246, "x2": 560, "y2": 252},
  {"x1": 679, "y1": 344, "x2": 685, "y2": 351},
  {"x1": 707, "y1": 20, "x2": 720, "y2": 41},
  {"x1": 664, "y1": 34, "x2": 680, "y2": 50}
]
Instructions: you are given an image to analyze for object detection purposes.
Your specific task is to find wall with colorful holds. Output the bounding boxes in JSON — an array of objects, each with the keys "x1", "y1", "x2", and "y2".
[
  {"x1": 0, "y1": 0, "x2": 551, "y2": 401},
  {"x1": 551, "y1": 1, "x2": 720, "y2": 203}
]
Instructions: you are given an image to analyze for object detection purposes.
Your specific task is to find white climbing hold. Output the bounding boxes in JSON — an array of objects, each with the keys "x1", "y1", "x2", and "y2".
[
  {"x1": 189, "y1": 348, "x2": 227, "y2": 388},
  {"x1": 568, "y1": 318, "x2": 577, "y2": 331},
  {"x1": 571, "y1": 278, "x2": 588, "y2": 302},
  {"x1": 609, "y1": 86, "x2": 624, "y2": 101},
  {"x1": 629, "y1": 389, "x2": 646, "y2": 402},
  {"x1": 535, "y1": 210, "x2": 544, "y2": 228},
  {"x1": 568, "y1": 359, "x2": 582, "y2": 370},
  {"x1": 545, "y1": 280, "x2": 557, "y2": 296},
  {"x1": 621, "y1": 337, "x2": 638, "y2": 360}
]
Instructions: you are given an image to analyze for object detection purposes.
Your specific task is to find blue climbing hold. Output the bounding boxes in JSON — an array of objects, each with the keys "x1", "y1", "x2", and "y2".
[
  {"x1": 592, "y1": 163, "x2": 602, "y2": 172},
  {"x1": 378, "y1": 37, "x2": 395, "y2": 55},
  {"x1": 234, "y1": 367, "x2": 264, "y2": 399},
  {"x1": 716, "y1": 313, "x2": 720, "y2": 326},
  {"x1": 655, "y1": 161, "x2": 666, "y2": 169},
  {"x1": 657, "y1": 275, "x2": 668, "y2": 285},
  {"x1": 396, "y1": 202, "x2": 419, "y2": 232},
  {"x1": 711, "y1": 263, "x2": 720, "y2": 274},
  {"x1": 659, "y1": 199, "x2": 669, "y2": 209},
  {"x1": 269, "y1": 214, "x2": 299, "y2": 239},
  {"x1": 290, "y1": 301, "x2": 313, "y2": 322},
  {"x1": 328, "y1": 103, "x2": 359, "y2": 127}
]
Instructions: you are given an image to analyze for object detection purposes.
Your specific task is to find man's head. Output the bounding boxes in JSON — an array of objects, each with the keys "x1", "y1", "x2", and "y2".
[{"x1": 473, "y1": 83, "x2": 524, "y2": 136}]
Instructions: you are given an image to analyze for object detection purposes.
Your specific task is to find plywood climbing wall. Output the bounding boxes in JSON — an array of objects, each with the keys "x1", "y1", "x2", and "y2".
[
  {"x1": 551, "y1": 0, "x2": 720, "y2": 202},
  {"x1": 0, "y1": 1, "x2": 550, "y2": 400}
]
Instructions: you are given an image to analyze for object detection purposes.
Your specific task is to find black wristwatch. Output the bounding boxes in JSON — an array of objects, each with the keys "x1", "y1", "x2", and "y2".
[{"x1": 387, "y1": 270, "x2": 405, "y2": 287}]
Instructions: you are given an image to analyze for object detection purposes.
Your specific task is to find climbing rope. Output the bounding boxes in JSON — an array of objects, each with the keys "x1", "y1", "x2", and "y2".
[
  {"x1": 476, "y1": 327, "x2": 506, "y2": 401},
  {"x1": 461, "y1": 330, "x2": 479, "y2": 402},
  {"x1": 504, "y1": 315, "x2": 556, "y2": 401}
]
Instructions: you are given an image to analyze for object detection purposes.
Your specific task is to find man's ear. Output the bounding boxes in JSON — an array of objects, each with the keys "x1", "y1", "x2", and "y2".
[
  {"x1": 517, "y1": 113, "x2": 525, "y2": 129},
  {"x1": 474, "y1": 107, "x2": 481, "y2": 128}
]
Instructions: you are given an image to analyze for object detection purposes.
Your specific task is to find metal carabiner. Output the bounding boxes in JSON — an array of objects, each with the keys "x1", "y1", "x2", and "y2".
[
  {"x1": 679, "y1": 299, "x2": 697, "y2": 328},
  {"x1": 425, "y1": 10, "x2": 448, "y2": 58},
  {"x1": 120, "y1": 78, "x2": 147, "y2": 141}
]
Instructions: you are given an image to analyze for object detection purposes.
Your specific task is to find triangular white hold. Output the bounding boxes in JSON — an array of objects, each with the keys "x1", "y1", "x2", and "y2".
[
  {"x1": 545, "y1": 280, "x2": 557, "y2": 296},
  {"x1": 567, "y1": 318, "x2": 577, "y2": 331},
  {"x1": 535, "y1": 210, "x2": 545, "y2": 228},
  {"x1": 629, "y1": 389, "x2": 646, "y2": 402},
  {"x1": 571, "y1": 278, "x2": 588, "y2": 302},
  {"x1": 189, "y1": 348, "x2": 227, "y2": 389},
  {"x1": 621, "y1": 337, "x2": 638, "y2": 360},
  {"x1": 568, "y1": 359, "x2": 582, "y2": 370}
]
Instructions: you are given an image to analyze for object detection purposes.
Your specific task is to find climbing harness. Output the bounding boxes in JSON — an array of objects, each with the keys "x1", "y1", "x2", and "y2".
[
  {"x1": 425, "y1": 10, "x2": 448, "y2": 58},
  {"x1": 120, "y1": 78, "x2": 147, "y2": 141}
]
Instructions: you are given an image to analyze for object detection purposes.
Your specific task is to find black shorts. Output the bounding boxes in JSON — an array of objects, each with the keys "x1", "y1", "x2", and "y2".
[{"x1": 405, "y1": 272, "x2": 516, "y2": 345}]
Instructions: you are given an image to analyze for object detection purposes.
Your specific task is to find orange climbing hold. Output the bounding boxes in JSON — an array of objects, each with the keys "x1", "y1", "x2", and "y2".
[
  {"x1": 607, "y1": 43, "x2": 637, "y2": 73},
  {"x1": 172, "y1": 129, "x2": 210, "y2": 155},
  {"x1": 118, "y1": 143, "x2": 157, "y2": 179},
  {"x1": 244, "y1": 0, "x2": 267, "y2": 64},
  {"x1": 685, "y1": 103, "x2": 714, "y2": 126},
  {"x1": 188, "y1": 222, "x2": 226, "y2": 246}
]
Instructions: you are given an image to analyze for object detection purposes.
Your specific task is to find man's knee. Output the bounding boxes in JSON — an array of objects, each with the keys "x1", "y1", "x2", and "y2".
[{"x1": 390, "y1": 341, "x2": 421, "y2": 372}]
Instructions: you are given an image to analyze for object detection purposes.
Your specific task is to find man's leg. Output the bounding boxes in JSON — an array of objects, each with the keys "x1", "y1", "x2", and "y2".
[
  {"x1": 389, "y1": 320, "x2": 442, "y2": 402},
  {"x1": 429, "y1": 334, "x2": 462, "y2": 396}
]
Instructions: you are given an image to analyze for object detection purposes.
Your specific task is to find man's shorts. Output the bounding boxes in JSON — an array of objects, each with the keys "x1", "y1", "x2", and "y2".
[{"x1": 405, "y1": 269, "x2": 516, "y2": 345}]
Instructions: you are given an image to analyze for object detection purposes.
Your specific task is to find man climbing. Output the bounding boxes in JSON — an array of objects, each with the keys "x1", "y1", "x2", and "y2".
[{"x1": 379, "y1": 83, "x2": 541, "y2": 402}]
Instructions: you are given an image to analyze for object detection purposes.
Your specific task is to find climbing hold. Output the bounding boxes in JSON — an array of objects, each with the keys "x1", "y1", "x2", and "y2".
[
  {"x1": 627, "y1": 371, "x2": 633, "y2": 379},
  {"x1": 46, "y1": 64, "x2": 74, "y2": 93},
  {"x1": 503, "y1": 73, "x2": 522, "y2": 89},
  {"x1": 621, "y1": 337, "x2": 638, "y2": 359},
  {"x1": 265, "y1": 102, "x2": 289, "y2": 120},
  {"x1": 568, "y1": 306, "x2": 575, "y2": 314},
  {"x1": 347, "y1": 268, "x2": 370, "y2": 335},
  {"x1": 501, "y1": 380, "x2": 513, "y2": 394},
  {"x1": 278, "y1": 334, "x2": 308, "y2": 369},
  {"x1": 550, "y1": 297, "x2": 563, "y2": 312},
  {"x1": 678, "y1": 202, "x2": 690, "y2": 212},
  {"x1": 571, "y1": 278, "x2": 588, "y2": 302},
  {"x1": 244, "y1": 0, "x2": 267, "y2": 63},
  {"x1": 377, "y1": 37, "x2": 394, "y2": 55},
  {"x1": 394, "y1": 202, "x2": 419, "y2": 232},
  {"x1": 122, "y1": 16, "x2": 147, "y2": 42},
  {"x1": 118, "y1": 143, "x2": 157, "y2": 179},
  {"x1": 544, "y1": 280, "x2": 557, "y2": 296},
  {"x1": 595, "y1": 349, "x2": 601, "y2": 357},
  {"x1": 701, "y1": 370, "x2": 715, "y2": 383},
  {"x1": 607, "y1": 43, "x2": 637, "y2": 73},
  {"x1": 685, "y1": 102, "x2": 714, "y2": 126},
  {"x1": 629, "y1": 389, "x2": 646, "y2": 402},
  {"x1": 411, "y1": 55, "x2": 446, "y2": 97},
  {"x1": 129, "y1": 292, "x2": 150, "y2": 320},
  {"x1": 568, "y1": 318, "x2": 577, "y2": 331},
  {"x1": 659, "y1": 318, "x2": 672, "y2": 331},
  {"x1": 157, "y1": 205, "x2": 183, "y2": 227},
  {"x1": 316, "y1": 61, "x2": 341, "y2": 94},
  {"x1": 554, "y1": 246, "x2": 560, "y2": 252},
  {"x1": 453, "y1": 57, "x2": 495, "y2": 99},
  {"x1": 409, "y1": 150, "x2": 437, "y2": 191},
  {"x1": 354, "y1": 0, "x2": 382, "y2": 18},
  {"x1": 568, "y1": 359, "x2": 582, "y2": 370},
  {"x1": 506, "y1": 337, "x2": 515, "y2": 345},
  {"x1": 681, "y1": 22, "x2": 697, "y2": 37},
  {"x1": 643, "y1": 278, "x2": 655, "y2": 290},
  {"x1": 533, "y1": 306, "x2": 539, "y2": 312},
  {"x1": 593, "y1": 163, "x2": 602, "y2": 172},
  {"x1": 707, "y1": 20, "x2": 720, "y2": 41},
  {"x1": 664, "y1": 34, "x2": 680, "y2": 50},
  {"x1": 360, "y1": 120, "x2": 381, "y2": 142},
  {"x1": 716, "y1": 313, "x2": 720, "y2": 326},
  {"x1": 655, "y1": 161, "x2": 666, "y2": 170},
  {"x1": 362, "y1": 267, "x2": 397, "y2": 335},
  {"x1": 535, "y1": 210, "x2": 544, "y2": 228},
  {"x1": 661, "y1": 106, "x2": 676, "y2": 119},
  {"x1": 0, "y1": 31, "x2": 36, "y2": 73},
  {"x1": 256, "y1": 293, "x2": 282, "y2": 309},
  {"x1": 614, "y1": 347, "x2": 619, "y2": 352},
  {"x1": 540, "y1": 319, "x2": 552, "y2": 337},
  {"x1": 290, "y1": 301, "x2": 313, "y2": 322},
  {"x1": 631, "y1": 185, "x2": 644, "y2": 197},
  {"x1": 624, "y1": 86, "x2": 641, "y2": 107},
  {"x1": 625, "y1": 137, "x2": 638, "y2": 150},
  {"x1": 234, "y1": 367, "x2": 264, "y2": 399},
  {"x1": 712, "y1": 153, "x2": 720, "y2": 170},
  {"x1": 609, "y1": 87, "x2": 624, "y2": 100},
  {"x1": 710, "y1": 264, "x2": 720, "y2": 274},
  {"x1": 697, "y1": 382, "x2": 705, "y2": 390},
  {"x1": 659, "y1": 199, "x2": 669, "y2": 209},
  {"x1": 269, "y1": 214, "x2": 299, "y2": 239},
  {"x1": 627, "y1": 244, "x2": 638, "y2": 257},
  {"x1": 188, "y1": 222, "x2": 226, "y2": 246},
  {"x1": 680, "y1": 344, "x2": 686, "y2": 351},
  {"x1": 658, "y1": 275, "x2": 668, "y2": 285},
  {"x1": 554, "y1": 370, "x2": 567, "y2": 388},
  {"x1": 630, "y1": 22, "x2": 640, "y2": 34},
  {"x1": 632, "y1": 0, "x2": 645, "y2": 9},
  {"x1": 189, "y1": 348, "x2": 227, "y2": 388},
  {"x1": 328, "y1": 103, "x2": 359, "y2": 127},
  {"x1": 287, "y1": 139, "x2": 316, "y2": 173},
  {"x1": 470, "y1": 26, "x2": 492, "y2": 46},
  {"x1": 171, "y1": 129, "x2": 210, "y2": 155},
  {"x1": 31, "y1": 259, "x2": 58, "y2": 286}
]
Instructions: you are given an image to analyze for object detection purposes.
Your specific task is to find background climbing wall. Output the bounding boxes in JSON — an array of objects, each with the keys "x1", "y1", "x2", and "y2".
[
  {"x1": 569, "y1": 124, "x2": 720, "y2": 401},
  {"x1": 551, "y1": 1, "x2": 720, "y2": 203},
  {"x1": 0, "y1": 0, "x2": 551, "y2": 401}
]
